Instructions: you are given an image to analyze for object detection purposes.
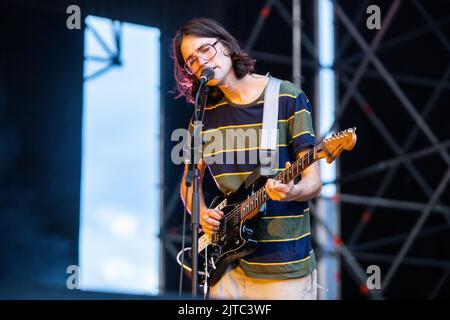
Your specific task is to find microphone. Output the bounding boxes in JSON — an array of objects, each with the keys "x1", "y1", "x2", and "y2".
[{"x1": 199, "y1": 67, "x2": 215, "y2": 85}]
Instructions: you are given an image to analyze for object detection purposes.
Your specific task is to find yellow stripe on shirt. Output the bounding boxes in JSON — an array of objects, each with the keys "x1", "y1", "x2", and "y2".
[
  {"x1": 257, "y1": 232, "x2": 311, "y2": 243},
  {"x1": 213, "y1": 171, "x2": 253, "y2": 179},
  {"x1": 240, "y1": 251, "x2": 313, "y2": 266},
  {"x1": 204, "y1": 144, "x2": 288, "y2": 157},
  {"x1": 289, "y1": 131, "x2": 315, "y2": 142},
  {"x1": 204, "y1": 93, "x2": 297, "y2": 110},
  {"x1": 278, "y1": 109, "x2": 311, "y2": 123},
  {"x1": 260, "y1": 208, "x2": 310, "y2": 220}
]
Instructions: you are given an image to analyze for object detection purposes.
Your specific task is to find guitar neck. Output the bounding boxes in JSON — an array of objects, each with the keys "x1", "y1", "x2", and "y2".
[{"x1": 240, "y1": 143, "x2": 323, "y2": 219}]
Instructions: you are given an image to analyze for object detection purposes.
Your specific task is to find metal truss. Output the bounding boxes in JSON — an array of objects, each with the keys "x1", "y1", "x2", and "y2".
[
  {"x1": 328, "y1": 0, "x2": 450, "y2": 298},
  {"x1": 84, "y1": 19, "x2": 123, "y2": 81},
  {"x1": 161, "y1": 0, "x2": 450, "y2": 299}
]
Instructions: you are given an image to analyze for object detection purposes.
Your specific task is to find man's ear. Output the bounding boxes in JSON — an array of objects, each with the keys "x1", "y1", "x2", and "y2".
[{"x1": 222, "y1": 45, "x2": 232, "y2": 56}]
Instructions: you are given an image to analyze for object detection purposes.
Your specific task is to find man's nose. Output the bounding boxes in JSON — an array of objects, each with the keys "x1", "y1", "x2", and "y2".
[
  {"x1": 196, "y1": 57, "x2": 209, "y2": 75},
  {"x1": 198, "y1": 56, "x2": 209, "y2": 68}
]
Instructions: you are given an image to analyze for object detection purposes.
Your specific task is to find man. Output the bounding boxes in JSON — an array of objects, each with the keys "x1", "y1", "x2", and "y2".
[{"x1": 172, "y1": 18, "x2": 322, "y2": 300}]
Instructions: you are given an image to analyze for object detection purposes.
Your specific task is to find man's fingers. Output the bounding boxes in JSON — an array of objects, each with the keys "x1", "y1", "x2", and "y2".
[
  {"x1": 269, "y1": 179, "x2": 280, "y2": 189},
  {"x1": 265, "y1": 180, "x2": 273, "y2": 197},
  {"x1": 265, "y1": 175, "x2": 295, "y2": 201},
  {"x1": 201, "y1": 209, "x2": 223, "y2": 233},
  {"x1": 207, "y1": 216, "x2": 221, "y2": 227},
  {"x1": 209, "y1": 209, "x2": 223, "y2": 221},
  {"x1": 202, "y1": 227, "x2": 216, "y2": 235},
  {"x1": 204, "y1": 224, "x2": 219, "y2": 231},
  {"x1": 273, "y1": 180, "x2": 283, "y2": 191},
  {"x1": 203, "y1": 215, "x2": 221, "y2": 226},
  {"x1": 267, "y1": 179, "x2": 283, "y2": 192},
  {"x1": 272, "y1": 179, "x2": 287, "y2": 192},
  {"x1": 266, "y1": 179, "x2": 280, "y2": 200},
  {"x1": 201, "y1": 220, "x2": 219, "y2": 235},
  {"x1": 285, "y1": 161, "x2": 291, "y2": 168}
]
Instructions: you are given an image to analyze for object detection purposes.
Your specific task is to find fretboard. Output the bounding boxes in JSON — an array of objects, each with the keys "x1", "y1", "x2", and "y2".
[{"x1": 239, "y1": 143, "x2": 322, "y2": 219}]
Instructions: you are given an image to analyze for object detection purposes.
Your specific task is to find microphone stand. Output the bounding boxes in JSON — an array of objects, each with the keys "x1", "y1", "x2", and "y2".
[{"x1": 185, "y1": 81, "x2": 209, "y2": 298}]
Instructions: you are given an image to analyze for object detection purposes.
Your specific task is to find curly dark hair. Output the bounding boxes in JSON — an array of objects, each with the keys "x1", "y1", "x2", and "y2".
[{"x1": 172, "y1": 18, "x2": 256, "y2": 105}]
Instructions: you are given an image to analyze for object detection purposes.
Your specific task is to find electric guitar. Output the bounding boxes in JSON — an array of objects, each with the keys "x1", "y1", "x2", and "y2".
[{"x1": 177, "y1": 128, "x2": 357, "y2": 287}]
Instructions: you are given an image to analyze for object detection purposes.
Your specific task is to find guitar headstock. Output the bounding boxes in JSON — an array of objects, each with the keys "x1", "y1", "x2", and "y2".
[{"x1": 317, "y1": 127, "x2": 357, "y2": 163}]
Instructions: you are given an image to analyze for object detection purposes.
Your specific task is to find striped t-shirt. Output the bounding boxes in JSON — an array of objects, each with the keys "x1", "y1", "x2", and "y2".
[{"x1": 189, "y1": 80, "x2": 317, "y2": 279}]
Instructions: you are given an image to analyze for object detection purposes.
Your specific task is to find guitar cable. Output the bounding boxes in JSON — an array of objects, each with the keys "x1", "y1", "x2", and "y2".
[{"x1": 178, "y1": 182, "x2": 190, "y2": 296}]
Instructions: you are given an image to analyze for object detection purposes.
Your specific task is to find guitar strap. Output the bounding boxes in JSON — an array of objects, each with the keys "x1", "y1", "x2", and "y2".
[{"x1": 260, "y1": 76, "x2": 282, "y2": 176}]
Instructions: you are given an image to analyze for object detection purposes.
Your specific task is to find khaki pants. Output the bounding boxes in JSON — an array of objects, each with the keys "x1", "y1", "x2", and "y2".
[{"x1": 209, "y1": 265, "x2": 318, "y2": 300}]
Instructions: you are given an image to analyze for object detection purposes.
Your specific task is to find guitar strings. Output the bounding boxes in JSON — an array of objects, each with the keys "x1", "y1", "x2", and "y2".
[
  {"x1": 210, "y1": 133, "x2": 348, "y2": 238},
  {"x1": 221, "y1": 146, "x2": 313, "y2": 225},
  {"x1": 219, "y1": 143, "x2": 323, "y2": 225}
]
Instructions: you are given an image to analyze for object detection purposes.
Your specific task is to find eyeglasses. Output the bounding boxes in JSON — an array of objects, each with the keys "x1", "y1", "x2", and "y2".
[{"x1": 184, "y1": 40, "x2": 219, "y2": 75}]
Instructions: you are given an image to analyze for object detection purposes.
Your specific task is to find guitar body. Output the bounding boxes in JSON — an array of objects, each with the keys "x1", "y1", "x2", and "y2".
[{"x1": 197, "y1": 171, "x2": 268, "y2": 286}]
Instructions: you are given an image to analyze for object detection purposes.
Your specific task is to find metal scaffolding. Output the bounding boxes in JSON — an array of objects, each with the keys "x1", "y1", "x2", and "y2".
[
  {"x1": 162, "y1": 0, "x2": 450, "y2": 299},
  {"x1": 84, "y1": 18, "x2": 123, "y2": 81},
  {"x1": 331, "y1": 0, "x2": 450, "y2": 298}
]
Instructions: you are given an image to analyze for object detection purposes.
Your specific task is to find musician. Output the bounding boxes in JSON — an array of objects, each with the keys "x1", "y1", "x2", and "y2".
[{"x1": 173, "y1": 18, "x2": 322, "y2": 300}]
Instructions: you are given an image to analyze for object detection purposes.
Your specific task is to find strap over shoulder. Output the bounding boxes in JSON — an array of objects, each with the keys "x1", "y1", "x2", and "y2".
[{"x1": 260, "y1": 76, "x2": 282, "y2": 176}]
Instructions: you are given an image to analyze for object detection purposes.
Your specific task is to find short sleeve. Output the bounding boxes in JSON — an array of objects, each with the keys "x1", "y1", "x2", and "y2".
[{"x1": 288, "y1": 91, "x2": 316, "y2": 155}]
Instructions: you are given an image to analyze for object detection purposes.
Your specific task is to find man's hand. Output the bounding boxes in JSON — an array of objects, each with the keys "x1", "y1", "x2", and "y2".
[
  {"x1": 265, "y1": 161, "x2": 296, "y2": 201},
  {"x1": 200, "y1": 208, "x2": 224, "y2": 235}
]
